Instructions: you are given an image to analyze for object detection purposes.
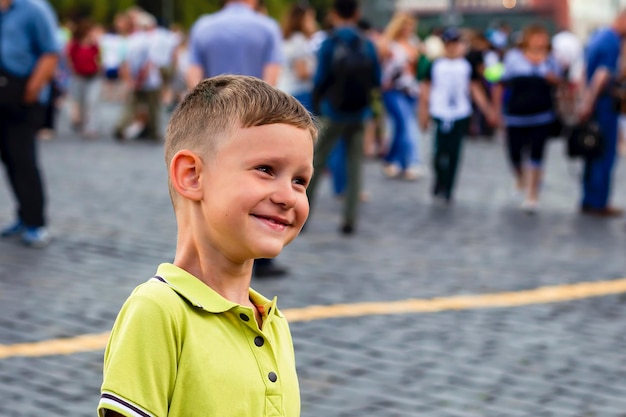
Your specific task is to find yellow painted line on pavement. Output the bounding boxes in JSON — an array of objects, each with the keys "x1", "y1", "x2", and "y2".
[{"x1": 2, "y1": 277, "x2": 626, "y2": 360}]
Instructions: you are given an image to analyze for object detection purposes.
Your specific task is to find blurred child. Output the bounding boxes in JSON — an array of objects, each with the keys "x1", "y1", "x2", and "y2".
[
  {"x1": 67, "y1": 18, "x2": 101, "y2": 138},
  {"x1": 419, "y1": 28, "x2": 495, "y2": 205}
]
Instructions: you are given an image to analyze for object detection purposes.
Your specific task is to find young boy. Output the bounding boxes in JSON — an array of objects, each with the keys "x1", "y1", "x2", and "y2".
[
  {"x1": 418, "y1": 27, "x2": 496, "y2": 205},
  {"x1": 98, "y1": 75, "x2": 317, "y2": 417}
]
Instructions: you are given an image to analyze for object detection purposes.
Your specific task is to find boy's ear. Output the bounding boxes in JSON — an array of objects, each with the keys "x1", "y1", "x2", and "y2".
[{"x1": 170, "y1": 150, "x2": 204, "y2": 202}]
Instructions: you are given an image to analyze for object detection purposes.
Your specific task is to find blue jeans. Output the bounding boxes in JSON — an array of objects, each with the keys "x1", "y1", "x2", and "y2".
[
  {"x1": 383, "y1": 90, "x2": 420, "y2": 170},
  {"x1": 327, "y1": 139, "x2": 347, "y2": 195},
  {"x1": 582, "y1": 99, "x2": 618, "y2": 209}
]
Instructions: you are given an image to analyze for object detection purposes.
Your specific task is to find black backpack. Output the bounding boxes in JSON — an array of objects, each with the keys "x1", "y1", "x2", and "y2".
[{"x1": 319, "y1": 32, "x2": 376, "y2": 113}]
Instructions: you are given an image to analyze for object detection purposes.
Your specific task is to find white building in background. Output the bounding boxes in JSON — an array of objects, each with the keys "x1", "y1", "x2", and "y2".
[
  {"x1": 570, "y1": 0, "x2": 626, "y2": 40},
  {"x1": 390, "y1": 0, "x2": 626, "y2": 41}
]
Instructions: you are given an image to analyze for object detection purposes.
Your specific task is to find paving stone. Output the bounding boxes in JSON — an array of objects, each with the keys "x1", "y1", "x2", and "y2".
[{"x1": 0, "y1": 99, "x2": 625, "y2": 416}]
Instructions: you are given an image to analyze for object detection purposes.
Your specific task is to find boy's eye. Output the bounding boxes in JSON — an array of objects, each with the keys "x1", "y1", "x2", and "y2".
[
  {"x1": 256, "y1": 165, "x2": 273, "y2": 175},
  {"x1": 293, "y1": 177, "x2": 309, "y2": 187}
]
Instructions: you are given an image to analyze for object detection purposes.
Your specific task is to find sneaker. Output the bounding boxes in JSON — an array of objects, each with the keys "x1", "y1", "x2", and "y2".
[
  {"x1": 1, "y1": 220, "x2": 25, "y2": 238},
  {"x1": 339, "y1": 223, "x2": 355, "y2": 235},
  {"x1": 22, "y1": 227, "x2": 51, "y2": 248},
  {"x1": 383, "y1": 164, "x2": 401, "y2": 179},
  {"x1": 433, "y1": 194, "x2": 451, "y2": 207},
  {"x1": 520, "y1": 199, "x2": 539, "y2": 214},
  {"x1": 123, "y1": 121, "x2": 145, "y2": 140},
  {"x1": 509, "y1": 187, "x2": 526, "y2": 204},
  {"x1": 403, "y1": 166, "x2": 425, "y2": 181},
  {"x1": 580, "y1": 206, "x2": 624, "y2": 218}
]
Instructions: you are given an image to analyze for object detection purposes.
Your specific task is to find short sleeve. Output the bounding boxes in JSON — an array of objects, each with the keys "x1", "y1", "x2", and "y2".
[
  {"x1": 188, "y1": 20, "x2": 204, "y2": 67},
  {"x1": 415, "y1": 55, "x2": 431, "y2": 81},
  {"x1": 264, "y1": 19, "x2": 284, "y2": 65},
  {"x1": 32, "y1": 1, "x2": 61, "y2": 55},
  {"x1": 98, "y1": 287, "x2": 180, "y2": 417},
  {"x1": 594, "y1": 43, "x2": 618, "y2": 74},
  {"x1": 422, "y1": 60, "x2": 434, "y2": 82}
]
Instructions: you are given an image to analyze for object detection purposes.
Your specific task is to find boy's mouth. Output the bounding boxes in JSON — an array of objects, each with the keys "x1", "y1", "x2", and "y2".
[{"x1": 252, "y1": 214, "x2": 291, "y2": 227}]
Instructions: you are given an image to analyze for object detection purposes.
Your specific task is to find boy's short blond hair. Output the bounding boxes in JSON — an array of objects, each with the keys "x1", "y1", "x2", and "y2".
[{"x1": 164, "y1": 75, "x2": 318, "y2": 204}]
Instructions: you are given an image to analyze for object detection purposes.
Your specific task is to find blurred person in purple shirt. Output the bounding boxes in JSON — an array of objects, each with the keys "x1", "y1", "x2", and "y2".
[
  {"x1": 186, "y1": 0, "x2": 283, "y2": 88},
  {"x1": 186, "y1": 0, "x2": 288, "y2": 278}
]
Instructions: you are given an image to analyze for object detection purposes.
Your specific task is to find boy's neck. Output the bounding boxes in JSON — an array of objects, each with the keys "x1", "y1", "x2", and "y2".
[{"x1": 173, "y1": 234, "x2": 255, "y2": 308}]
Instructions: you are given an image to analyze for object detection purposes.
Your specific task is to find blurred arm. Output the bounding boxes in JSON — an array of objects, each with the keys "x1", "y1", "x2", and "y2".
[
  {"x1": 186, "y1": 64, "x2": 203, "y2": 89},
  {"x1": 491, "y1": 82, "x2": 504, "y2": 126},
  {"x1": 262, "y1": 63, "x2": 281, "y2": 87},
  {"x1": 25, "y1": 53, "x2": 58, "y2": 103},
  {"x1": 470, "y1": 80, "x2": 496, "y2": 126},
  {"x1": 579, "y1": 67, "x2": 611, "y2": 121},
  {"x1": 418, "y1": 81, "x2": 431, "y2": 131}
]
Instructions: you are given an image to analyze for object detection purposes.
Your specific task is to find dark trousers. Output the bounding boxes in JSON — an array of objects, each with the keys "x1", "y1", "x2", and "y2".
[
  {"x1": 506, "y1": 123, "x2": 551, "y2": 169},
  {"x1": 0, "y1": 104, "x2": 46, "y2": 227},
  {"x1": 43, "y1": 80, "x2": 62, "y2": 130},
  {"x1": 306, "y1": 118, "x2": 364, "y2": 227},
  {"x1": 432, "y1": 117, "x2": 470, "y2": 199}
]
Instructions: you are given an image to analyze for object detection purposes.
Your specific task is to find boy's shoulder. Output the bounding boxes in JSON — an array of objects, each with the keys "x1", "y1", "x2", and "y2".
[
  {"x1": 119, "y1": 277, "x2": 189, "y2": 319},
  {"x1": 129, "y1": 277, "x2": 180, "y2": 301}
]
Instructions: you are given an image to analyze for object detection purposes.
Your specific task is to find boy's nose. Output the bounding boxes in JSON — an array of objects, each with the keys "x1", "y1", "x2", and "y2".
[{"x1": 270, "y1": 180, "x2": 298, "y2": 208}]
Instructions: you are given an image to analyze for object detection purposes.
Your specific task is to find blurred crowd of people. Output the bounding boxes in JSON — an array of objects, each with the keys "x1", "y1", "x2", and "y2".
[{"x1": 2, "y1": 0, "x2": 626, "y2": 253}]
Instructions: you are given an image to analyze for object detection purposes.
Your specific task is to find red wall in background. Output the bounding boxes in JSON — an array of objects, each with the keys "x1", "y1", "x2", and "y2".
[{"x1": 530, "y1": 0, "x2": 571, "y2": 30}]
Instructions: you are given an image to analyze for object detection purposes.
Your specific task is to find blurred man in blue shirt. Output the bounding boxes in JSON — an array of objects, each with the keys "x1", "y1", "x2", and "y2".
[
  {"x1": 0, "y1": 0, "x2": 60, "y2": 247},
  {"x1": 307, "y1": 0, "x2": 381, "y2": 235},
  {"x1": 578, "y1": 11, "x2": 626, "y2": 217}
]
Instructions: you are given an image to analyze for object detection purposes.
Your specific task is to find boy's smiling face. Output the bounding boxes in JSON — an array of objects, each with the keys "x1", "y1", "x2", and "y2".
[{"x1": 200, "y1": 123, "x2": 314, "y2": 263}]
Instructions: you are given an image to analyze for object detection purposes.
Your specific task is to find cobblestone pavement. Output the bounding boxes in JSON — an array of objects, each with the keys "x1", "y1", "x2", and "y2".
[{"x1": 1, "y1": 99, "x2": 626, "y2": 417}]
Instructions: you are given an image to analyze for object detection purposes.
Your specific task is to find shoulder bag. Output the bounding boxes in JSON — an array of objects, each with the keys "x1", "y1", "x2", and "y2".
[{"x1": 565, "y1": 121, "x2": 604, "y2": 159}]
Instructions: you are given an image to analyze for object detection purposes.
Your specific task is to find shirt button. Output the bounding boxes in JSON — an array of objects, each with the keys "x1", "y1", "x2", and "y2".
[
  {"x1": 268, "y1": 372, "x2": 278, "y2": 383},
  {"x1": 254, "y1": 336, "x2": 264, "y2": 347},
  {"x1": 239, "y1": 313, "x2": 250, "y2": 322}
]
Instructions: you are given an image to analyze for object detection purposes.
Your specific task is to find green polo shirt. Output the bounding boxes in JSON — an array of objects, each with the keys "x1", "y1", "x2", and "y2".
[{"x1": 98, "y1": 263, "x2": 300, "y2": 417}]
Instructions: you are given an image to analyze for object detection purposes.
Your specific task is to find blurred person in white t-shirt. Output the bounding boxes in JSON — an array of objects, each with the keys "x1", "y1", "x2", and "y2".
[
  {"x1": 552, "y1": 29, "x2": 584, "y2": 121},
  {"x1": 277, "y1": 3, "x2": 317, "y2": 111},
  {"x1": 113, "y1": 12, "x2": 163, "y2": 141},
  {"x1": 100, "y1": 13, "x2": 131, "y2": 101}
]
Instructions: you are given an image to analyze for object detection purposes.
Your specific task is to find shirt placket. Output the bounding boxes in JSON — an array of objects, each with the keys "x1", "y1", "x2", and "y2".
[{"x1": 235, "y1": 306, "x2": 284, "y2": 417}]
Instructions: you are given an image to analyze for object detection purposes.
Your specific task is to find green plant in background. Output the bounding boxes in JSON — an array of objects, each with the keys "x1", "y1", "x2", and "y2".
[{"x1": 47, "y1": 0, "x2": 334, "y2": 30}]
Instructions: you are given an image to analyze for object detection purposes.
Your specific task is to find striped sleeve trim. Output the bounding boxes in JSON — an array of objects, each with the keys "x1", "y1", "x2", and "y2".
[{"x1": 98, "y1": 392, "x2": 155, "y2": 417}]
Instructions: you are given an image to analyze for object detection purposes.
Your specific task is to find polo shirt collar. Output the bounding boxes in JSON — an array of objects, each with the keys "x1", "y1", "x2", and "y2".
[{"x1": 153, "y1": 263, "x2": 282, "y2": 319}]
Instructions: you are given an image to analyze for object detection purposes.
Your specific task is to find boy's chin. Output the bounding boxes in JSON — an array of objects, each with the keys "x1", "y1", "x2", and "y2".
[
  {"x1": 253, "y1": 245, "x2": 284, "y2": 260},
  {"x1": 258, "y1": 236, "x2": 297, "y2": 256}
]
